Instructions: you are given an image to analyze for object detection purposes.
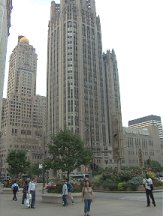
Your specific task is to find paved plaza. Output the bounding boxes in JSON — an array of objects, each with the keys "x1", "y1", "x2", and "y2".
[{"x1": 0, "y1": 189, "x2": 162, "y2": 216}]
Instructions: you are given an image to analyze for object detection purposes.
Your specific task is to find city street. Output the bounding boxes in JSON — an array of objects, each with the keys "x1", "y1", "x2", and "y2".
[{"x1": 0, "y1": 189, "x2": 162, "y2": 216}]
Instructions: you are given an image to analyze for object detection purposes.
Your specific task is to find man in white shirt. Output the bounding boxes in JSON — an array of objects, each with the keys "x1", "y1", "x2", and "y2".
[
  {"x1": 143, "y1": 174, "x2": 156, "y2": 207},
  {"x1": 28, "y1": 177, "x2": 37, "y2": 208},
  {"x1": 62, "y1": 180, "x2": 68, "y2": 206}
]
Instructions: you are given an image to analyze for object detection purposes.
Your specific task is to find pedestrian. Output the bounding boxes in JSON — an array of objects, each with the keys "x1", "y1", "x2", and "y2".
[
  {"x1": 66, "y1": 178, "x2": 74, "y2": 204},
  {"x1": 62, "y1": 179, "x2": 68, "y2": 206},
  {"x1": 82, "y1": 179, "x2": 93, "y2": 216},
  {"x1": 22, "y1": 180, "x2": 28, "y2": 204},
  {"x1": 11, "y1": 180, "x2": 19, "y2": 201},
  {"x1": 143, "y1": 173, "x2": 156, "y2": 207},
  {"x1": 28, "y1": 177, "x2": 37, "y2": 208}
]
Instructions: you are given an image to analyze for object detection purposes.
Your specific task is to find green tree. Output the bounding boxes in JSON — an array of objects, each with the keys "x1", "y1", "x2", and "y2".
[
  {"x1": 7, "y1": 150, "x2": 30, "y2": 177},
  {"x1": 45, "y1": 130, "x2": 92, "y2": 178},
  {"x1": 27, "y1": 163, "x2": 42, "y2": 177},
  {"x1": 144, "y1": 159, "x2": 163, "y2": 172}
]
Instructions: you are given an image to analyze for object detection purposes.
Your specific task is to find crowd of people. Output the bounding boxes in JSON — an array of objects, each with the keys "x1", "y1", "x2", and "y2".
[
  {"x1": 9, "y1": 173, "x2": 156, "y2": 216},
  {"x1": 10, "y1": 176, "x2": 94, "y2": 215},
  {"x1": 11, "y1": 177, "x2": 37, "y2": 208}
]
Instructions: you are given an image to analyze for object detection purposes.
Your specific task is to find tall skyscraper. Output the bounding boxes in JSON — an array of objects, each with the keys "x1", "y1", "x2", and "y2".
[
  {"x1": 47, "y1": 0, "x2": 123, "y2": 168},
  {"x1": 0, "y1": 36, "x2": 46, "y2": 175},
  {"x1": 0, "y1": 0, "x2": 12, "y2": 130}
]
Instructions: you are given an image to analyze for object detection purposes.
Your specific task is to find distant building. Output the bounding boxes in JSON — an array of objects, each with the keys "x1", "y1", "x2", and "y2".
[
  {"x1": 0, "y1": 37, "x2": 46, "y2": 175},
  {"x1": 0, "y1": 0, "x2": 12, "y2": 130},
  {"x1": 128, "y1": 115, "x2": 163, "y2": 165},
  {"x1": 122, "y1": 126, "x2": 162, "y2": 166},
  {"x1": 128, "y1": 115, "x2": 163, "y2": 140},
  {"x1": 46, "y1": 0, "x2": 123, "y2": 168}
]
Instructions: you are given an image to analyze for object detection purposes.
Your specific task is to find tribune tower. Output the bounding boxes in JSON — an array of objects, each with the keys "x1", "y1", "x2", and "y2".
[{"x1": 47, "y1": 0, "x2": 123, "y2": 168}]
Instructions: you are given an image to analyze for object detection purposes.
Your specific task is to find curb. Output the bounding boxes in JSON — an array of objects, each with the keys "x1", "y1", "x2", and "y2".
[{"x1": 94, "y1": 189, "x2": 163, "y2": 193}]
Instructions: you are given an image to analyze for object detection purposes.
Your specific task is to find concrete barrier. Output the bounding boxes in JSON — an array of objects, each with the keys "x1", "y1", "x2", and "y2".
[{"x1": 42, "y1": 192, "x2": 81, "y2": 204}]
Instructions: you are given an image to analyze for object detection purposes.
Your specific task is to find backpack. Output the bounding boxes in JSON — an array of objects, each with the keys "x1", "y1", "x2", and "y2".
[
  {"x1": 67, "y1": 182, "x2": 73, "y2": 192},
  {"x1": 13, "y1": 185, "x2": 18, "y2": 192}
]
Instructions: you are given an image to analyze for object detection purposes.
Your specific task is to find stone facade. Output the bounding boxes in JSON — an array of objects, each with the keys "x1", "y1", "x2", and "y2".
[
  {"x1": 0, "y1": 37, "x2": 46, "y2": 175},
  {"x1": 0, "y1": 0, "x2": 12, "y2": 130},
  {"x1": 46, "y1": 0, "x2": 122, "y2": 168},
  {"x1": 128, "y1": 115, "x2": 163, "y2": 165},
  {"x1": 122, "y1": 126, "x2": 162, "y2": 167},
  {"x1": 103, "y1": 50, "x2": 123, "y2": 167}
]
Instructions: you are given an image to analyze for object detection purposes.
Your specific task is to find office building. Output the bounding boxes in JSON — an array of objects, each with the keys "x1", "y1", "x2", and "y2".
[
  {"x1": 129, "y1": 115, "x2": 163, "y2": 139},
  {"x1": 0, "y1": 0, "x2": 12, "y2": 130},
  {"x1": 129, "y1": 115, "x2": 163, "y2": 165},
  {"x1": 123, "y1": 126, "x2": 162, "y2": 166},
  {"x1": 47, "y1": 0, "x2": 123, "y2": 168},
  {"x1": 0, "y1": 36, "x2": 46, "y2": 175},
  {"x1": 129, "y1": 115, "x2": 163, "y2": 148}
]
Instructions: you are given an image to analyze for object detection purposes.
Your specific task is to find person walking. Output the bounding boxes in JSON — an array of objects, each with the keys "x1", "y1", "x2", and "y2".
[
  {"x1": 82, "y1": 180, "x2": 93, "y2": 216},
  {"x1": 28, "y1": 177, "x2": 37, "y2": 208},
  {"x1": 143, "y1": 173, "x2": 156, "y2": 207},
  {"x1": 66, "y1": 179, "x2": 74, "y2": 204},
  {"x1": 22, "y1": 180, "x2": 28, "y2": 204},
  {"x1": 11, "y1": 180, "x2": 19, "y2": 201},
  {"x1": 62, "y1": 179, "x2": 68, "y2": 206}
]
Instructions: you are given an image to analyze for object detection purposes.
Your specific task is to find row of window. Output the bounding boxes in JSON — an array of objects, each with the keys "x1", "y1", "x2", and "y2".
[{"x1": 128, "y1": 151, "x2": 155, "y2": 156}]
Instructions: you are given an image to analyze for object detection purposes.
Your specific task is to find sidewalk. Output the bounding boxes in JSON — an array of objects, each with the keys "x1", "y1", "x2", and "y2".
[{"x1": 0, "y1": 191, "x2": 162, "y2": 216}]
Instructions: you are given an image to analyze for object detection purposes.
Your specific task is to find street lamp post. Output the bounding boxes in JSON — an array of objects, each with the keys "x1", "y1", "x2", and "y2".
[{"x1": 42, "y1": 134, "x2": 47, "y2": 192}]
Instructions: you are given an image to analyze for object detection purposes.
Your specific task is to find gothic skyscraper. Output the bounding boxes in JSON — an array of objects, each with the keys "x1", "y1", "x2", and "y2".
[
  {"x1": 103, "y1": 50, "x2": 123, "y2": 164},
  {"x1": 47, "y1": 0, "x2": 123, "y2": 167}
]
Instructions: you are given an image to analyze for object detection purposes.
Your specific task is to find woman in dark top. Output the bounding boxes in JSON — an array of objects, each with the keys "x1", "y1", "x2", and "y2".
[{"x1": 22, "y1": 180, "x2": 28, "y2": 204}]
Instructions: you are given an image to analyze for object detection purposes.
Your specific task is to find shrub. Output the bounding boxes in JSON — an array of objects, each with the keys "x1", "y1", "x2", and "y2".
[
  {"x1": 93, "y1": 175, "x2": 104, "y2": 189},
  {"x1": 47, "y1": 183, "x2": 62, "y2": 193},
  {"x1": 107, "y1": 181, "x2": 118, "y2": 191},
  {"x1": 101, "y1": 167, "x2": 143, "y2": 183},
  {"x1": 152, "y1": 178, "x2": 163, "y2": 187},
  {"x1": 118, "y1": 182, "x2": 127, "y2": 191},
  {"x1": 128, "y1": 176, "x2": 143, "y2": 191},
  {"x1": 101, "y1": 179, "x2": 110, "y2": 190},
  {"x1": 146, "y1": 171, "x2": 156, "y2": 179},
  {"x1": 73, "y1": 183, "x2": 83, "y2": 192},
  {"x1": 47, "y1": 182, "x2": 82, "y2": 193}
]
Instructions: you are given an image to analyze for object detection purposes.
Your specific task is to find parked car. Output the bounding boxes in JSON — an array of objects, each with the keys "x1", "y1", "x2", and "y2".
[{"x1": 45, "y1": 181, "x2": 56, "y2": 189}]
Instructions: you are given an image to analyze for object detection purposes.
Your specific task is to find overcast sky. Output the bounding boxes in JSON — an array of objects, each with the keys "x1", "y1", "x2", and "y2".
[{"x1": 4, "y1": 0, "x2": 163, "y2": 127}]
